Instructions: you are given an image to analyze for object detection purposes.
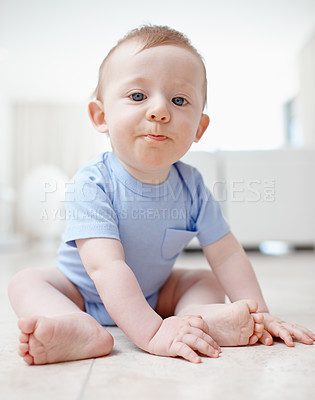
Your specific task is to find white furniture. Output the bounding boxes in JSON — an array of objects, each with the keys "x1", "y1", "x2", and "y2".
[{"x1": 182, "y1": 149, "x2": 315, "y2": 248}]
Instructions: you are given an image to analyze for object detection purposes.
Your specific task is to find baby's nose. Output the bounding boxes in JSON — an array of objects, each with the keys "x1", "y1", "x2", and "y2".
[
  {"x1": 146, "y1": 100, "x2": 170, "y2": 123},
  {"x1": 149, "y1": 113, "x2": 169, "y2": 122}
]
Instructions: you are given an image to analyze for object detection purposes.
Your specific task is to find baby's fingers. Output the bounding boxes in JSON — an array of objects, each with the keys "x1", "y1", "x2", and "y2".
[
  {"x1": 182, "y1": 315, "x2": 210, "y2": 335},
  {"x1": 276, "y1": 326, "x2": 295, "y2": 347},
  {"x1": 297, "y1": 326, "x2": 315, "y2": 343},
  {"x1": 284, "y1": 325, "x2": 315, "y2": 346},
  {"x1": 170, "y1": 332, "x2": 220, "y2": 363},
  {"x1": 189, "y1": 327, "x2": 221, "y2": 353},
  {"x1": 185, "y1": 333, "x2": 220, "y2": 358},
  {"x1": 170, "y1": 341, "x2": 202, "y2": 363}
]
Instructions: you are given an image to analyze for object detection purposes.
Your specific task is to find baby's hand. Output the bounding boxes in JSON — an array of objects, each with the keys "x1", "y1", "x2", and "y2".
[
  {"x1": 259, "y1": 313, "x2": 315, "y2": 347},
  {"x1": 147, "y1": 315, "x2": 220, "y2": 363}
]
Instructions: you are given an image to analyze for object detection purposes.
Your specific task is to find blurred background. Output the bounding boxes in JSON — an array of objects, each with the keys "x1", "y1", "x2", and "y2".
[{"x1": 0, "y1": 0, "x2": 315, "y2": 252}]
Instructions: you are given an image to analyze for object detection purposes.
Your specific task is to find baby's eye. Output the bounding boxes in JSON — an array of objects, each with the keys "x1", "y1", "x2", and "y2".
[
  {"x1": 130, "y1": 93, "x2": 146, "y2": 101},
  {"x1": 172, "y1": 97, "x2": 187, "y2": 106}
]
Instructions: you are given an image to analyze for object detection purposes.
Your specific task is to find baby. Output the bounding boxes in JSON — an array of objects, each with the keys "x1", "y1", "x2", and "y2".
[{"x1": 9, "y1": 25, "x2": 315, "y2": 365}]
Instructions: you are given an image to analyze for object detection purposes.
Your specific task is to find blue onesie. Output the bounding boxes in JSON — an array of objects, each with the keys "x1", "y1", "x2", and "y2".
[{"x1": 56, "y1": 152, "x2": 230, "y2": 325}]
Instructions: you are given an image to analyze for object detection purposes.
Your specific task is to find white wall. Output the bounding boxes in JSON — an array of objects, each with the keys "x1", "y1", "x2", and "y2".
[
  {"x1": 11, "y1": 102, "x2": 111, "y2": 186},
  {"x1": 0, "y1": 96, "x2": 12, "y2": 185},
  {"x1": 1, "y1": 0, "x2": 315, "y2": 186},
  {"x1": 299, "y1": 29, "x2": 315, "y2": 148}
]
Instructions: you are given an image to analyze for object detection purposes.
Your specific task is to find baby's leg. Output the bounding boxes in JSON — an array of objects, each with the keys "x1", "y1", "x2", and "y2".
[
  {"x1": 8, "y1": 267, "x2": 113, "y2": 364},
  {"x1": 156, "y1": 269, "x2": 264, "y2": 346}
]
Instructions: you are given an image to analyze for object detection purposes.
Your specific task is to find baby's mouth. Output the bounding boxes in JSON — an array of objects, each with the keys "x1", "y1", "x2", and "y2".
[{"x1": 145, "y1": 134, "x2": 168, "y2": 142}]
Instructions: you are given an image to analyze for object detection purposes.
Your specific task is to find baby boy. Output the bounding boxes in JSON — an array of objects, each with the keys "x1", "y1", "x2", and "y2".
[{"x1": 9, "y1": 25, "x2": 315, "y2": 365}]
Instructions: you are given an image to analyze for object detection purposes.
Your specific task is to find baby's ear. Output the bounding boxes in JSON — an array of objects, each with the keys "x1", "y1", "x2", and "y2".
[
  {"x1": 88, "y1": 100, "x2": 108, "y2": 133},
  {"x1": 194, "y1": 114, "x2": 210, "y2": 143}
]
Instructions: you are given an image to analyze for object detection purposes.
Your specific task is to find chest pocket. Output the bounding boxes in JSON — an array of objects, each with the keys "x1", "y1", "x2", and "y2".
[{"x1": 162, "y1": 228, "x2": 198, "y2": 260}]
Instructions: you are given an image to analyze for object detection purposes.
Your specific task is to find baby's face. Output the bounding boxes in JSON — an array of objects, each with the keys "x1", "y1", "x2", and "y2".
[{"x1": 95, "y1": 40, "x2": 209, "y2": 183}]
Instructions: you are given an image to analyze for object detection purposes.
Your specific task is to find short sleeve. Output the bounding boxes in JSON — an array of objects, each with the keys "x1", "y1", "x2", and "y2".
[{"x1": 63, "y1": 162, "x2": 120, "y2": 247}]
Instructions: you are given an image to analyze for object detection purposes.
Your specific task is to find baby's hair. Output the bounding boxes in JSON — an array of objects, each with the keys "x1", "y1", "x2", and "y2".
[{"x1": 93, "y1": 25, "x2": 207, "y2": 106}]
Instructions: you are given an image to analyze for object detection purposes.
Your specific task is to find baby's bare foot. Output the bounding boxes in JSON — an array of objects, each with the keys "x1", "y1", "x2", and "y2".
[
  {"x1": 178, "y1": 299, "x2": 264, "y2": 347},
  {"x1": 18, "y1": 312, "x2": 113, "y2": 365}
]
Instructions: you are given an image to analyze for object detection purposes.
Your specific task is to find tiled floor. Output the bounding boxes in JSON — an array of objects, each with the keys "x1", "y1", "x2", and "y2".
[{"x1": 1, "y1": 245, "x2": 315, "y2": 400}]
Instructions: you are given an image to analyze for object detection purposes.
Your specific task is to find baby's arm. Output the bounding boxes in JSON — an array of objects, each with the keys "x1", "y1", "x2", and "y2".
[
  {"x1": 203, "y1": 232, "x2": 269, "y2": 311},
  {"x1": 76, "y1": 238, "x2": 220, "y2": 362},
  {"x1": 203, "y1": 232, "x2": 315, "y2": 346}
]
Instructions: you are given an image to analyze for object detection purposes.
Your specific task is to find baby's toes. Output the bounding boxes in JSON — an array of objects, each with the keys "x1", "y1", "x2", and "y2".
[
  {"x1": 248, "y1": 333, "x2": 259, "y2": 345},
  {"x1": 252, "y1": 313, "x2": 264, "y2": 324},
  {"x1": 254, "y1": 321, "x2": 264, "y2": 338},
  {"x1": 19, "y1": 332, "x2": 29, "y2": 343},
  {"x1": 23, "y1": 353, "x2": 34, "y2": 365},
  {"x1": 248, "y1": 324, "x2": 263, "y2": 345},
  {"x1": 244, "y1": 299, "x2": 258, "y2": 314},
  {"x1": 248, "y1": 316, "x2": 265, "y2": 345},
  {"x1": 18, "y1": 342, "x2": 29, "y2": 357}
]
